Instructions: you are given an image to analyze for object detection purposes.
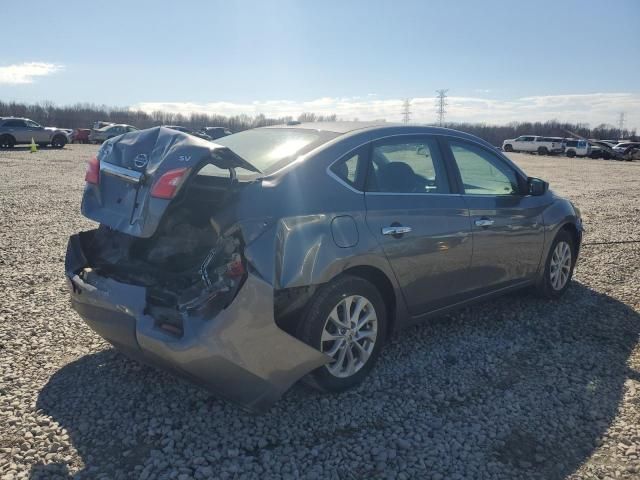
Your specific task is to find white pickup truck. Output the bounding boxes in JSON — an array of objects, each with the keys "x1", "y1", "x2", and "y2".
[{"x1": 502, "y1": 136, "x2": 565, "y2": 155}]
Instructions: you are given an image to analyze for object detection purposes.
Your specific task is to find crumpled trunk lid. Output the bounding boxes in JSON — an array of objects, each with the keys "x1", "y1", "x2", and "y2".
[{"x1": 82, "y1": 126, "x2": 259, "y2": 238}]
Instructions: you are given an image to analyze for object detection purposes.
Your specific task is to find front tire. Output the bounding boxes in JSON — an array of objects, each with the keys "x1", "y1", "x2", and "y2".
[
  {"x1": 538, "y1": 146, "x2": 548, "y2": 155},
  {"x1": 536, "y1": 230, "x2": 576, "y2": 299},
  {"x1": 566, "y1": 150, "x2": 576, "y2": 158},
  {"x1": 298, "y1": 275, "x2": 387, "y2": 393},
  {"x1": 503, "y1": 144, "x2": 513, "y2": 152},
  {"x1": 51, "y1": 135, "x2": 67, "y2": 148}
]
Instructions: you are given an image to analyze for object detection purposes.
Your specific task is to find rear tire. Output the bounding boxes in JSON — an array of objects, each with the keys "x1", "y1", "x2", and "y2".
[
  {"x1": 503, "y1": 144, "x2": 513, "y2": 152},
  {"x1": 0, "y1": 134, "x2": 15, "y2": 149},
  {"x1": 297, "y1": 275, "x2": 387, "y2": 393},
  {"x1": 536, "y1": 229, "x2": 576, "y2": 299}
]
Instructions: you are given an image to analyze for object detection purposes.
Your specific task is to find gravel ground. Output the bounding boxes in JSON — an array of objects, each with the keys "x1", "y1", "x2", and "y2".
[{"x1": 0, "y1": 145, "x2": 638, "y2": 480}]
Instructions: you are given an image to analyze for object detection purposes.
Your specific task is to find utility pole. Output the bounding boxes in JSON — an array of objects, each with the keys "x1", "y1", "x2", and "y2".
[
  {"x1": 435, "y1": 89, "x2": 448, "y2": 126},
  {"x1": 618, "y1": 112, "x2": 626, "y2": 138},
  {"x1": 401, "y1": 98, "x2": 412, "y2": 124}
]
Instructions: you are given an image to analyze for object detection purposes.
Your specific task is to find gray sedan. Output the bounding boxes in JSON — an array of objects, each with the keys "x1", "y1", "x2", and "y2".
[
  {"x1": 88, "y1": 124, "x2": 138, "y2": 144},
  {"x1": 65, "y1": 123, "x2": 583, "y2": 411}
]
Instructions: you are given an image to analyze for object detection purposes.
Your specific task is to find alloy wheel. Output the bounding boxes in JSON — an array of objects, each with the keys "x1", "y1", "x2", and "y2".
[
  {"x1": 550, "y1": 241, "x2": 572, "y2": 290},
  {"x1": 321, "y1": 295, "x2": 378, "y2": 378}
]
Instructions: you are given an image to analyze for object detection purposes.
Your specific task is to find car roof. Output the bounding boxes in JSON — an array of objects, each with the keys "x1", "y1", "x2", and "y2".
[{"x1": 263, "y1": 121, "x2": 390, "y2": 134}]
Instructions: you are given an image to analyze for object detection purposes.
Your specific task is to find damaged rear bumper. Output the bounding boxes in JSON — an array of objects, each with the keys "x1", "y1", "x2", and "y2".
[{"x1": 65, "y1": 232, "x2": 329, "y2": 413}]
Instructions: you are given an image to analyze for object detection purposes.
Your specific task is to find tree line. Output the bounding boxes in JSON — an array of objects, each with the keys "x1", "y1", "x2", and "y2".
[{"x1": 0, "y1": 100, "x2": 635, "y2": 145}]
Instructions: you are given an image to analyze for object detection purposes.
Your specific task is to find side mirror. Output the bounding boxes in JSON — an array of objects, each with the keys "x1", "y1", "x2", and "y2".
[{"x1": 528, "y1": 177, "x2": 548, "y2": 196}]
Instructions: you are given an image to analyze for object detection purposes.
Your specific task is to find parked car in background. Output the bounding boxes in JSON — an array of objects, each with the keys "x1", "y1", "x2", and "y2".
[
  {"x1": 89, "y1": 124, "x2": 139, "y2": 144},
  {"x1": 613, "y1": 142, "x2": 640, "y2": 154},
  {"x1": 72, "y1": 128, "x2": 91, "y2": 144},
  {"x1": 66, "y1": 123, "x2": 582, "y2": 411},
  {"x1": 613, "y1": 142, "x2": 640, "y2": 161},
  {"x1": 0, "y1": 117, "x2": 69, "y2": 148},
  {"x1": 588, "y1": 140, "x2": 615, "y2": 160},
  {"x1": 93, "y1": 121, "x2": 115, "y2": 130},
  {"x1": 200, "y1": 126, "x2": 232, "y2": 140},
  {"x1": 502, "y1": 136, "x2": 565, "y2": 155},
  {"x1": 163, "y1": 125, "x2": 213, "y2": 141},
  {"x1": 564, "y1": 139, "x2": 590, "y2": 157}
]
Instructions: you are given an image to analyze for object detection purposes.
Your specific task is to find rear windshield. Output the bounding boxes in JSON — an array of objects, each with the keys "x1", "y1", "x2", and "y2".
[{"x1": 205, "y1": 128, "x2": 339, "y2": 176}]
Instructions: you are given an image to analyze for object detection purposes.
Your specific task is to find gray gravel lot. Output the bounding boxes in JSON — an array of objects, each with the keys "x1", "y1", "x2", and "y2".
[{"x1": 0, "y1": 145, "x2": 639, "y2": 479}]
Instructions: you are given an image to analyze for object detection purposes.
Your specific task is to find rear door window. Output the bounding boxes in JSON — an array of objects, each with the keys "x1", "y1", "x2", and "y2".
[
  {"x1": 3, "y1": 119, "x2": 27, "y2": 127},
  {"x1": 366, "y1": 136, "x2": 449, "y2": 194}
]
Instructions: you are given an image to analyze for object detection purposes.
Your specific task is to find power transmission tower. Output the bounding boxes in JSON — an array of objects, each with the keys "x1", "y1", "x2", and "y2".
[
  {"x1": 401, "y1": 98, "x2": 412, "y2": 124},
  {"x1": 435, "y1": 89, "x2": 448, "y2": 126},
  {"x1": 618, "y1": 112, "x2": 626, "y2": 137}
]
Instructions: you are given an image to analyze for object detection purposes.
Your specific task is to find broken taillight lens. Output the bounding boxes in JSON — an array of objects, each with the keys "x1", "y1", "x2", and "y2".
[
  {"x1": 85, "y1": 156, "x2": 100, "y2": 184},
  {"x1": 150, "y1": 167, "x2": 189, "y2": 199},
  {"x1": 225, "y1": 253, "x2": 245, "y2": 277}
]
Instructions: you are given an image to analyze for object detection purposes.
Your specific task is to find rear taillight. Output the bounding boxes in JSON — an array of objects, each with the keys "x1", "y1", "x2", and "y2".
[
  {"x1": 150, "y1": 167, "x2": 189, "y2": 199},
  {"x1": 85, "y1": 156, "x2": 100, "y2": 184},
  {"x1": 224, "y1": 253, "x2": 245, "y2": 277}
]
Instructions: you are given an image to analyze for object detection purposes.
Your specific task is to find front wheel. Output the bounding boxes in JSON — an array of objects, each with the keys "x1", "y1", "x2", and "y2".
[
  {"x1": 536, "y1": 230, "x2": 576, "y2": 299},
  {"x1": 503, "y1": 144, "x2": 513, "y2": 152},
  {"x1": 297, "y1": 275, "x2": 387, "y2": 392},
  {"x1": 51, "y1": 135, "x2": 67, "y2": 148},
  {"x1": 538, "y1": 147, "x2": 548, "y2": 155}
]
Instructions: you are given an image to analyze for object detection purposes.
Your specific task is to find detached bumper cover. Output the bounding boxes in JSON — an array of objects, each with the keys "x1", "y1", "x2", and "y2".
[{"x1": 65, "y1": 233, "x2": 329, "y2": 412}]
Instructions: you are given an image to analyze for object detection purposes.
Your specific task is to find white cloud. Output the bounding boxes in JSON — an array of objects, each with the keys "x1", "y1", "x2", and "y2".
[
  {"x1": 0, "y1": 62, "x2": 63, "y2": 85},
  {"x1": 134, "y1": 92, "x2": 640, "y2": 129}
]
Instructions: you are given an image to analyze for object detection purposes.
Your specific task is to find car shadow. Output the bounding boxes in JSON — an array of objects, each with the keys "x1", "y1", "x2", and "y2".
[{"x1": 32, "y1": 282, "x2": 639, "y2": 479}]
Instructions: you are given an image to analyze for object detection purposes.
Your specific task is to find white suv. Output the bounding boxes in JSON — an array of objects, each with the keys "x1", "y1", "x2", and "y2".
[
  {"x1": 564, "y1": 139, "x2": 591, "y2": 157},
  {"x1": 502, "y1": 136, "x2": 565, "y2": 155}
]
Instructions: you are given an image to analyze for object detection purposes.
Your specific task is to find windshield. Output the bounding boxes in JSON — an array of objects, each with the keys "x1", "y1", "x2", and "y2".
[{"x1": 201, "y1": 128, "x2": 339, "y2": 176}]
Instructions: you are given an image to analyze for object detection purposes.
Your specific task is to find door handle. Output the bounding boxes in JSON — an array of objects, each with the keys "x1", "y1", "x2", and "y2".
[
  {"x1": 474, "y1": 218, "x2": 495, "y2": 227},
  {"x1": 382, "y1": 226, "x2": 412, "y2": 236}
]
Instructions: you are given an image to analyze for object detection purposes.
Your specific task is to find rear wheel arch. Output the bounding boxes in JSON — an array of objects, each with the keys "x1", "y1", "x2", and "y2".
[{"x1": 340, "y1": 265, "x2": 397, "y2": 337}]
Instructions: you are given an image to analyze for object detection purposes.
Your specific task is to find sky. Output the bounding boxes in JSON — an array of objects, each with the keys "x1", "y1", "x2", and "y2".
[{"x1": 1, "y1": 0, "x2": 639, "y2": 128}]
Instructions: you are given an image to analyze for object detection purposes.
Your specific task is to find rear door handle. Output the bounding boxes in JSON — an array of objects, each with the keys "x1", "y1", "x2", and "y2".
[
  {"x1": 474, "y1": 218, "x2": 495, "y2": 227},
  {"x1": 382, "y1": 226, "x2": 412, "y2": 236}
]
